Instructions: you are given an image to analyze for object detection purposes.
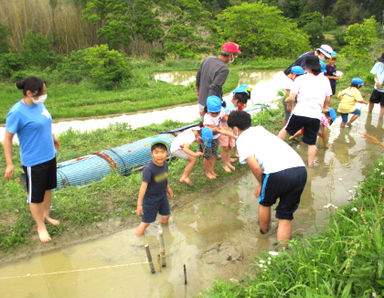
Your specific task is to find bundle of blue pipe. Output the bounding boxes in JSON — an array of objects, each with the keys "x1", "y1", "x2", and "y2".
[{"x1": 56, "y1": 133, "x2": 175, "y2": 190}]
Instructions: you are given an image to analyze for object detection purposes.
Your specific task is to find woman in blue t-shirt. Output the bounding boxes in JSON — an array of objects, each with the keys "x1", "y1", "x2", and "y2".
[{"x1": 3, "y1": 76, "x2": 60, "y2": 243}]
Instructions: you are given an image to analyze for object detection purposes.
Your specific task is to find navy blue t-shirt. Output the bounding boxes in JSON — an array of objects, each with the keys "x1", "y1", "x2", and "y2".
[{"x1": 142, "y1": 161, "x2": 168, "y2": 196}]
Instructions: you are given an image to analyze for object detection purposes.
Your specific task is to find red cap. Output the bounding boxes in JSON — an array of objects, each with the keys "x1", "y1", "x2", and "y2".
[{"x1": 221, "y1": 42, "x2": 241, "y2": 54}]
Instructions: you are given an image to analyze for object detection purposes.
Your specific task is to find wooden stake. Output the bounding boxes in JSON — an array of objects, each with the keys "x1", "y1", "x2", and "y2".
[
  {"x1": 144, "y1": 244, "x2": 155, "y2": 274},
  {"x1": 183, "y1": 264, "x2": 187, "y2": 285},
  {"x1": 159, "y1": 231, "x2": 167, "y2": 267},
  {"x1": 157, "y1": 254, "x2": 162, "y2": 272}
]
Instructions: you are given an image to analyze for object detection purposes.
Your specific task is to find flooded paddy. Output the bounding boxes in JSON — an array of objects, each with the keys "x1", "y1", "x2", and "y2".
[
  {"x1": 0, "y1": 69, "x2": 283, "y2": 143},
  {"x1": 0, "y1": 106, "x2": 382, "y2": 297}
]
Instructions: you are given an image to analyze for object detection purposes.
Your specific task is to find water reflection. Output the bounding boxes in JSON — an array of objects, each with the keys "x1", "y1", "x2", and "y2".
[{"x1": 153, "y1": 71, "x2": 196, "y2": 86}]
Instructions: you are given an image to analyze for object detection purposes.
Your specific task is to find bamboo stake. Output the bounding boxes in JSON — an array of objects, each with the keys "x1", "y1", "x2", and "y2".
[
  {"x1": 157, "y1": 254, "x2": 162, "y2": 272},
  {"x1": 183, "y1": 264, "x2": 187, "y2": 285},
  {"x1": 158, "y1": 231, "x2": 167, "y2": 267},
  {"x1": 144, "y1": 244, "x2": 155, "y2": 274}
]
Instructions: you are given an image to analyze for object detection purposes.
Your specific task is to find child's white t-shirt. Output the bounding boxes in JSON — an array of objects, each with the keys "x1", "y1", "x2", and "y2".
[
  {"x1": 203, "y1": 111, "x2": 223, "y2": 139},
  {"x1": 291, "y1": 73, "x2": 332, "y2": 120},
  {"x1": 170, "y1": 128, "x2": 197, "y2": 153},
  {"x1": 236, "y1": 126, "x2": 305, "y2": 174},
  {"x1": 370, "y1": 62, "x2": 384, "y2": 92}
]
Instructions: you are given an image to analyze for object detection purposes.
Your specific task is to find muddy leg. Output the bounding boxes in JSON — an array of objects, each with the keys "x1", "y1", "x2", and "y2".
[{"x1": 258, "y1": 205, "x2": 271, "y2": 234}]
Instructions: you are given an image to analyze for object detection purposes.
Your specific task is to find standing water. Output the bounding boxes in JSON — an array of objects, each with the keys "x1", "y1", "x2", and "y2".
[
  {"x1": 0, "y1": 69, "x2": 284, "y2": 143},
  {"x1": 0, "y1": 106, "x2": 382, "y2": 297}
]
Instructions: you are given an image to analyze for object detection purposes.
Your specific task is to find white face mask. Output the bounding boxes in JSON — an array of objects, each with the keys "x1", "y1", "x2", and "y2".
[
  {"x1": 31, "y1": 94, "x2": 47, "y2": 104},
  {"x1": 319, "y1": 54, "x2": 325, "y2": 61}
]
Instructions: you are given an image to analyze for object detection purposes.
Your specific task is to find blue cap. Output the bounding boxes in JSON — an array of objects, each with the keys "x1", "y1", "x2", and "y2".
[
  {"x1": 331, "y1": 51, "x2": 338, "y2": 58},
  {"x1": 151, "y1": 137, "x2": 169, "y2": 150},
  {"x1": 290, "y1": 66, "x2": 305, "y2": 75},
  {"x1": 320, "y1": 60, "x2": 326, "y2": 73},
  {"x1": 233, "y1": 84, "x2": 252, "y2": 95},
  {"x1": 351, "y1": 77, "x2": 364, "y2": 86},
  {"x1": 206, "y1": 95, "x2": 222, "y2": 113},
  {"x1": 201, "y1": 127, "x2": 213, "y2": 147},
  {"x1": 328, "y1": 108, "x2": 336, "y2": 121}
]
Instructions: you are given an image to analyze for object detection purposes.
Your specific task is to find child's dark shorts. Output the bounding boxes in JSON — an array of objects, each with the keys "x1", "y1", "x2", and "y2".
[
  {"x1": 285, "y1": 114, "x2": 320, "y2": 145},
  {"x1": 258, "y1": 166, "x2": 307, "y2": 220},
  {"x1": 142, "y1": 193, "x2": 170, "y2": 223},
  {"x1": 22, "y1": 157, "x2": 57, "y2": 204},
  {"x1": 199, "y1": 138, "x2": 219, "y2": 159},
  {"x1": 370, "y1": 89, "x2": 384, "y2": 106}
]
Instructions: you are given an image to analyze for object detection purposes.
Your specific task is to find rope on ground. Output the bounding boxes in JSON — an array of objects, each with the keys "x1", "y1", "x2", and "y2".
[{"x1": 0, "y1": 261, "x2": 148, "y2": 280}]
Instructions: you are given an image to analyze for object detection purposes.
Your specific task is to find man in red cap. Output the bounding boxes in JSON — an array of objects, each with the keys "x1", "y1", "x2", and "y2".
[{"x1": 196, "y1": 42, "x2": 241, "y2": 116}]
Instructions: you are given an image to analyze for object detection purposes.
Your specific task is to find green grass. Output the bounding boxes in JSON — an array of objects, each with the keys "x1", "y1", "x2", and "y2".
[
  {"x1": 0, "y1": 107, "x2": 284, "y2": 256},
  {"x1": 0, "y1": 58, "x2": 290, "y2": 123},
  {"x1": 205, "y1": 159, "x2": 384, "y2": 297}
]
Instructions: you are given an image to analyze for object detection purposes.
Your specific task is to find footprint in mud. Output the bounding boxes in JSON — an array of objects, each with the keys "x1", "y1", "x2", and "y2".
[{"x1": 200, "y1": 241, "x2": 243, "y2": 265}]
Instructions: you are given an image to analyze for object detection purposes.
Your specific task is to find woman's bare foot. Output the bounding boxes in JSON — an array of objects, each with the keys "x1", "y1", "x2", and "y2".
[
  {"x1": 179, "y1": 177, "x2": 193, "y2": 186},
  {"x1": 230, "y1": 157, "x2": 237, "y2": 163},
  {"x1": 223, "y1": 165, "x2": 232, "y2": 173},
  {"x1": 46, "y1": 217, "x2": 60, "y2": 226},
  {"x1": 227, "y1": 163, "x2": 236, "y2": 170},
  {"x1": 37, "y1": 228, "x2": 51, "y2": 242}
]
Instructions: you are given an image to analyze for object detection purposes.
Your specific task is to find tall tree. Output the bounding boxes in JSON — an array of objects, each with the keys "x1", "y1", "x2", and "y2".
[{"x1": 216, "y1": 2, "x2": 310, "y2": 58}]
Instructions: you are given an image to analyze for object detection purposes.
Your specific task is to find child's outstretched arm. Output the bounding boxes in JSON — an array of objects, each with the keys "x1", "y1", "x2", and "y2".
[
  {"x1": 182, "y1": 143, "x2": 204, "y2": 157},
  {"x1": 167, "y1": 184, "x2": 174, "y2": 199},
  {"x1": 136, "y1": 182, "x2": 148, "y2": 217}
]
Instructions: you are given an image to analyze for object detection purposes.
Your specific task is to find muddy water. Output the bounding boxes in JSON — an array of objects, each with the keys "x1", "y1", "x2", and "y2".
[
  {"x1": 0, "y1": 106, "x2": 383, "y2": 297},
  {"x1": 0, "y1": 69, "x2": 283, "y2": 144},
  {"x1": 153, "y1": 71, "x2": 196, "y2": 86}
]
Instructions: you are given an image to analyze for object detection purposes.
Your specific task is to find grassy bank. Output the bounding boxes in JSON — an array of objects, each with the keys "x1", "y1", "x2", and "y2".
[
  {"x1": 205, "y1": 158, "x2": 384, "y2": 297},
  {"x1": 0, "y1": 107, "x2": 282, "y2": 260},
  {"x1": 0, "y1": 58, "x2": 290, "y2": 123}
]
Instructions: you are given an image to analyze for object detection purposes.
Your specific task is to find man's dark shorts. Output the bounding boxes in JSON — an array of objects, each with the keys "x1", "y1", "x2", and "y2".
[
  {"x1": 258, "y1": 166, "x2": 307, "y2": 220},
  {"x1": 142, "y1": 193, "x2": 170, "y2": 223},
  {"x1": 285, "y1": 114, "x2": 320, "y2": 145},
  {"x1": 369, "y1": 89, "x2": 384, "y2": 106},
  {"x1": 23, "y1": 157, "x2": 57, "y2": 204}
]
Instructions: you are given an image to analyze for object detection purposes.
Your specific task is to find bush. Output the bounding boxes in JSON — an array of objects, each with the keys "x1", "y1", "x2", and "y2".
[
  {"x1": 0, "y1": 24, "x2": 10, "y2": 54},
  {"x1": 0, "y1": 53, "x2": 25, "y2": 78},
  {"x1": 21, "y1": 31, "x2": 59, "y2": 69},
  {"x1": 82, "y1": 45, "x2": 132, "y2": 90},
  {"x1": 55, "y1": 49, "x2": 89, "y2": 84}
]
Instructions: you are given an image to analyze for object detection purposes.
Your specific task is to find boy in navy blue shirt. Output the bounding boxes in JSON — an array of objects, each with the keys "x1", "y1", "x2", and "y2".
[{"x1": 135, "y1": 138, "x2": 174, "y2": 236}]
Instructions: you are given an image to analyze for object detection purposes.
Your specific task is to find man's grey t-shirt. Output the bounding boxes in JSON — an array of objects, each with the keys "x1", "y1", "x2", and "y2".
[{"x1": 196, "y1": 56, "x2": 229, "y2": 106}]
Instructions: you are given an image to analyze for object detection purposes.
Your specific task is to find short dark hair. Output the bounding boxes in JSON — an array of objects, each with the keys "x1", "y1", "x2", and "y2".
[
  {"x1": 151, "y1": 143, "x2": 168, "y2": 152},
  {"x1": 351, "y1": 83, "x2": 361, "y2": 89},
  {"x1": 16, "y1": 76, "x2": 46, "y2": 96},
  {"x1": 227, "y1": 110, "x2": 251, "y2": 131},
  {"x1": 234, "y1": 92, "x2": 251, "y2": 104}
]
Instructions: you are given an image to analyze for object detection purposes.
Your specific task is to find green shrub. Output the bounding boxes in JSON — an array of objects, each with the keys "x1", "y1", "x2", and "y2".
[
  {"x1": 82, "y1": 44, "x2": 132, "y2": 90},
  {"x1": 20, "y1": 31, "x2": 59, "y2": 69},
  {"x1": 0, "y1": 24, "x2": 10, "y2": 54},
  {"x1": 0, "y1": 53, "x2": 25, "y2": 78}
]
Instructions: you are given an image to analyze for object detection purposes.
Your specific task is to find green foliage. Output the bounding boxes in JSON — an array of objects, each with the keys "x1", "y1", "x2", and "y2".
[
  {"x1": 0, "y1": 24, "x2": 10, "y2": 54},
  {"x1": 0, "y1": 53, "x2": 25, "y2": 78},
  {"x1": 341, "y1": 17, "x2": 379, "y2": 61},
  {"x1": 215, "y1": 2, "x2": 311, "y2": 59},
  {"x1": 83, "y1": 0, "x2": 163, "y2": 51},
  {"x1": 81, "y1": 44, "x2": 132, "y2": 89},
  {"x1": 296, "y1": 12, "x2": 325, "y2": 47},
  {"x1": 20, "y1": 31, "x2": 59, "y2": 69},
  {"x1": 206, "y1": 158, "x2": 384, "y2": 297},
  {"x1": 323, "y1": 15, "x2": 337, "y2": 31}
]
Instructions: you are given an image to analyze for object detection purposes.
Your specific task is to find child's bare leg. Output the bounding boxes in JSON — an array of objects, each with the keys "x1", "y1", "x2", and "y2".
[
  {"x1": 307, "y1": 145, "x2": 317, "y2": 167},
  {"x1": 277, "y1": 128, "x2": 288, "y2": 140},
  {"x1": 210, "y1": 156, "x2": 219, "y2": 177},
  {"x1": 204, "y1": 158, "x2": 215, "y2": 179},
  {"x1": 180, "y1": 156, "x2": 197, "y2": 185},
  {"x1": 258, "y1": 205, "x2": 271, "y2": 234},
  {"x1": 277, "y1": 219, "x2": 292, "y2": 245},
  {"x1": 43, "y1": 190, "x2": 60, "y2": 226},
  {"x1": 29, "y1": 203, "x2": 51, "y2": 242},
  {"x1": 347, "y1": 114, "x2": 359, "y2": 127},
  {"x1": 161, "y1": 215, "x2": 170, "y2": 225},
  {"x1": 289, "y1": 129, "x2": 303, "y2": 140},
  {"x1": 221, "y1": 146, "x2": 232, "y2": 173},
  {"x1": 135, "y1": 222, "x2": 150, "y2": 236},
  {"x1": 368, "y1": 102, "x2": 374, "y2": 113},
  {"x1": 321, "y1": 126, "x2": 329, "y2": 148}
]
